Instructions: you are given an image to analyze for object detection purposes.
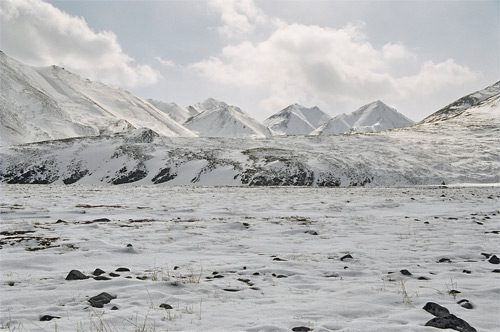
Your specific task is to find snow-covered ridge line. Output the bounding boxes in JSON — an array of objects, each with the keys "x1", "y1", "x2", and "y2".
[{"x1": 0, "y1": 51, "x2": 196, "y2": 146}]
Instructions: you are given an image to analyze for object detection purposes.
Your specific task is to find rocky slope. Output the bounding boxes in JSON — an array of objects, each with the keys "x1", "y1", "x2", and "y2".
[{"x1": 146, "y1": 99, "x2": 198, "y2": 124}]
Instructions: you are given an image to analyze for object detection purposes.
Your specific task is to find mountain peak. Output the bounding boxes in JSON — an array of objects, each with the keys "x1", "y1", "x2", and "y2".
[
  {"x1": 313, "y1": 101, "x2": 414, "y2": 136},
  {"x1": 264, "y1": 104, "x2": 331, "y2": 136}
]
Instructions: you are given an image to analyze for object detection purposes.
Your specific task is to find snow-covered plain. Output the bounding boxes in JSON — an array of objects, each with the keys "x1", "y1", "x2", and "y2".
[{"x1": 0, "y1": 185, "x2": 499, "y2": 331}]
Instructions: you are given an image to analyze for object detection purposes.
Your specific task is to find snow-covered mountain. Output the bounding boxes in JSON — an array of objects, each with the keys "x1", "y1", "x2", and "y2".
[
  {"x1": 420, "y1": 81, "x2": 500, "y2": 123},
  {"x1": 313, "y1": 100, "x2": 414, "y2": 135},
  {"x1": 264, "y1": 104, "x2": 331, "y2": 135},
  {"x1": 146, "y1": 99, "x2": 198, "y2": 124},
  {"x1": 0, "y1": 51, "x2": 196, "y2": 146},
  {"x1": 1, "y1": 83, "x2": 498, "y2": 186},
  {"x1": 184, "y1": 98, "x2": 271, "y2": 138}
]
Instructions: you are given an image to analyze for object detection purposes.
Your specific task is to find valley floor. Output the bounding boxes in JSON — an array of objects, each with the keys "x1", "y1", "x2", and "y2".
[{"x1": 0, "y1": 185, "x2": 499, "y2": 331}]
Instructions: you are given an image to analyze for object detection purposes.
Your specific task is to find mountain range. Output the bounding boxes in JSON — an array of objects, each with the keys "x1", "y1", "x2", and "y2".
[{"x1": 0, "y1": 52, "x2": 419, "y2": 145}]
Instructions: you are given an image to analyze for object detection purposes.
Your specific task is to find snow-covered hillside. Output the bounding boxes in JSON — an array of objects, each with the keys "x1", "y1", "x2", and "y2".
[
  {"x1": 264, "y1": 104, "x2": 331, "y2": 136},
  {"x1": 420, "y1": 81, "x2": 500, "y2": 123},
  {"x1": 1, "y1": 89, "x2": 498, "y2": 186},
  {"x1": 184, "y1": 98, "x2": 271, "y2": 138},
  {"x1": 313, "y1": 100, "x2": 414, "y2": 135},
  {"x1": 146, "y1": 99, "x2": 198, "y2": 124},
  {"x1": 0, "y1": 51, "x2": 196, "y2": 146}
]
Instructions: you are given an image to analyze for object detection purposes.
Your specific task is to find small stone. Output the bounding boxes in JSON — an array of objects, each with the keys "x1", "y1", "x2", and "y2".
[
  {"x1": 93, "y1": 218, "x2": 110, "y2": 222},
  {"x1": 276, "y1": 274, "x2": 288, "y2": 278},
  {"x1": 136, "y1": 276, "x2": 148, "y2": 280},
  {"x1": 418, "y1": 276, "x2": 430, "y2": 280},
  {"x1": 492, "y1": 269, "x2": 500, "y2": 273},
  {"x1": 40, "y1": 315, "x2": 60, "y2": 321},
  {"x1": 109, "y1": 273, "x2": 120, "y2": 277},
  {"x1": 65, "y1": 270, "x2": 88, "y2": 281},
  {"x1": 213, "y1": 274, "x2": 224, "y2": 279},
  {"x1": 448, "y1": 289, "x2": 461, "y2": 296},
  {"x1": 173, "y1": 266, "x2": 179, "y2": 270},
  {"x1": 400, "y1": 269, "x2": 412, "y2": 276},
  {"x1": 304, "y1": 230, "x2": 318, "y2": 235},
  {"x1": 425, "y1": 314, "x2": 477, "y2": 332},
  {"x1": 126, "y1": 244, "x2": 133, "y2": 247},
  {"x1": 437, "y1": 258, "x2": 452, "y2": 263},
  {"x1": 92, "y1": 268, "x2": 106, "y2": 276},
  {"x1": 273, "y1": 257, "x2": 287, "y2": 261},
  {"x1": 423, "y1": 302, "x2": 450, "y2": 317},
  {"x1": 340, "y1": 254, "x2": 353, "y2": 261},
  {"x1": 111, "y1": 306, "x2": 119, "y2": 310},
  {"x1": 481, "y1": 252, "x2": 491, "y2": 258},
  {"x1": 292, "y1": 327, "x2": 312, "y2": 332},
  {"x1": 88, "y1": 292, "x2": 116, "y2": 308},
  {"x1": 94, "y1": 276, "x2": 111, "y2": 281},
  {"x1": 488, "y1": 255, "x2": 500, "y2": 264},
  {"x1": 55, "y1": 219, "x2": 67, "y2": 224},
  {"x1": 253, "y1": 272, "x2": 260, "y2": 276},
  {"x1": 457, "y1": 299, "x2": 474, "y2": 309},
  {"x1": 116, "y1": 267, "x2": 130, "y2": 272},
  {"x1": 159, "y1": 303, "x2": 173, "y2": 309},
  {"x1": 223, "y1": 288, "x2": 241, "y2": 292},
  {"x1": 462, "y1": 269, "x2": 472, "y2": 274}
]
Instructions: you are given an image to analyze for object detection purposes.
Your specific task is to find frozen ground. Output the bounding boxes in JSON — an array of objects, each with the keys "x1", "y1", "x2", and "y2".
[{"x1": 0, "y1": 185, "x2": 499, "y2": 331}]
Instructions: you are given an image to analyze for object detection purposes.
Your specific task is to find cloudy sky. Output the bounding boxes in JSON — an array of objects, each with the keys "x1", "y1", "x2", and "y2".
[{"x1": 1, "y1": 0, "x2": 498, "y2": 121}]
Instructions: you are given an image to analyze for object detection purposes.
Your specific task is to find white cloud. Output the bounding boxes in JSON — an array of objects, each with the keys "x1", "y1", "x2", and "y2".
[
  {"x1": 191, "y1": 22, "x2": 478, "y2": 111},
  {"x1": 0, "y1": 0, "x2": 159, "y2": 87},
  {"x1": 208, "y1": 0, "x2": 268, "y2": 37},
  {"x1": 382, "y1": 42, "x2": 416, "y2": 60},
  {"x1": 155, "y1": 56, "x2": 176, "y2": 68}
]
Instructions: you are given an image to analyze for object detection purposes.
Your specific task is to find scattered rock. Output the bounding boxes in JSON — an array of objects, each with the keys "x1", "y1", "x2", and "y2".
[
  {"x1": 160, "y1": 303, "x2": 173, "y2": 309},
  {"x1": 418, "y1": 276, "x2": 430, "y2": 280},
  {"x1": 457, "y1": 299, "x2": 474, "y2": 309},
  {"x1": 173, "y1": 266, "x2": 179, "y2": 270},
  {"x1": 462, "y1": 269, "x2": 471, "y2": 274},
  {"x1": 213, "y1": 274, "x2": 224, "y2": 279},
  {"x1": 92, "y1": 268, "x2": 106, "y2": 276},
  {"x1": 325, "y1": 273, "x2": 339, "y2": 278},
  {"x1": 481, "y1": 252, "x2": 491, "y2": 258},
  {"x1": 223, "y1": 288, "x2": 241, "y2": 292},
  {"x1": 253, "y1": 272, "x2": 260, "y2": 276},
  {"x1": 400, "y1": 269, "x2": 412, "y2": 276},
  {"x1": 304, "y1": 230, "x2": 318, "y2": 235},
  {"x1": 116, "y1": 267, "x2": 130, "y2": 272},
  {"x1": 292, "y1": 327, "x2": 312, "y2": 332},
  {"x1": 88, "y1": 292, "x2": 116, "y2": 308},
  {"x1": 136, "y1": 276, "x2": 148, "y2": 280},
  {"x1": 488, "y1": 255, "x2": 500, "y2": 264},
  {"x1": 425, "y1": 314, "x2": 477, "y2": 332},
  {"x1": 492, "y1": 269, "x2": 500, "y2": 273},
  {"x1": 92, "y1": 218, "x2": 110, "y2": 222},
  {"x1": 438, "y1": 258, "x2": 452, "y2": 263},
  {"x1": 449, "y1": 289, "x2": 461, "y2": 296},
  {"x1": 340, "y1": 254, "x2": 353, "y2": 261},
  {"x1": 55, "y1": 219, "x2": 67, "y2": 224},
  {"x1": 273, "y1": 257, "x2": 287, "y2": 261},
  {"x1": 111, "y1": 306, "x2": 119, "y2": 310},
  {"x1": 40, "y1": 315, "x2": 60, "y2": 321},
  {"x1": 126, "y1": 243, "x2": 133, "y2": 247},
  {"x1": 109, "y1": 273, "x2": 120, "y2": 277},
  {"x1": 423, "y1": 302, "x2": 450, "y2": 317},
  {"x1": 65, "y1": 270, "x2": 88, "y2": 281},
  {"x1": 93, "y1": 276, "x2": 111, "y2": 281},
  {"x1": 276, "y1": 274, "x2": 288, "y2": 278}
]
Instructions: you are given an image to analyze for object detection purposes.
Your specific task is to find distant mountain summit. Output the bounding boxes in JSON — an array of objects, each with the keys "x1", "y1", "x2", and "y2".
[
  {"x1": 420, "y1": 81, "x2": 500, "y2": 124},
  {"x1": 264, "y1": 104, "x2": 331, "y2": 135},
  {"x1": 146, "y1": 99, "x2": 198, "y2": 124},
  {"x1": 0, "y1": 51, "x2": 196, "y2": 146},
  {"x1": 313, "y1": 100, "x2": 414, "y2": 135},
  {"x1": 184, "y1": 99, "x2": 271, "y2": 138}
]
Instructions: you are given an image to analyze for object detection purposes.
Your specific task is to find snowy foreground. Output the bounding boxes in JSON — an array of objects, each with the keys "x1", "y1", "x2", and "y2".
[{"x1": 1, "y1": 185, "x2": 499, "y2": 332}]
